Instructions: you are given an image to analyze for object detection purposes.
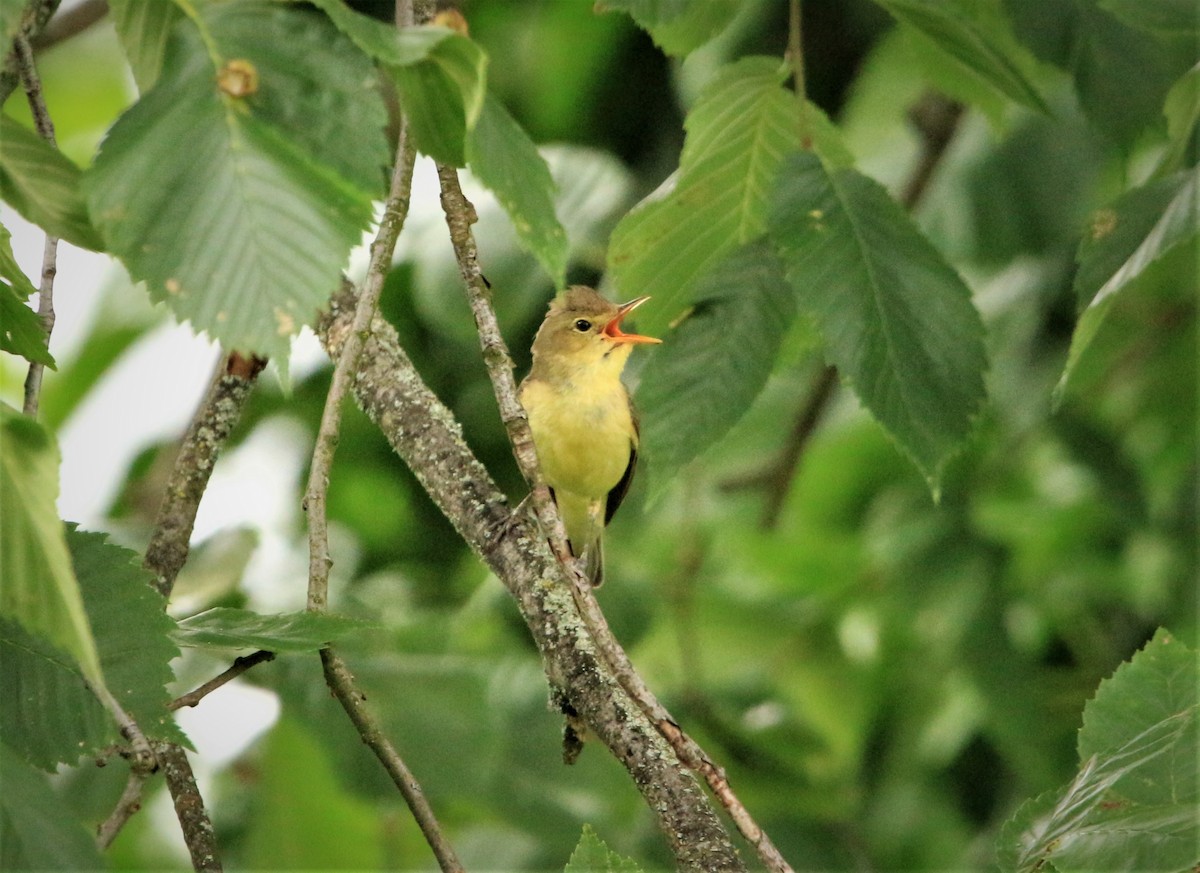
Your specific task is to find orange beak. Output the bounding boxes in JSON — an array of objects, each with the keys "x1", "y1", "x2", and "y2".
[{"x1": 603, "y1": 296, "x2": 662, "y2": 345}]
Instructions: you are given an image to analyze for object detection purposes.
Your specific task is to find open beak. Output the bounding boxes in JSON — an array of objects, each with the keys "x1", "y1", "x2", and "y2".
[{"x1": 603, "y1": 296, "x2": 662, "y2": 345}]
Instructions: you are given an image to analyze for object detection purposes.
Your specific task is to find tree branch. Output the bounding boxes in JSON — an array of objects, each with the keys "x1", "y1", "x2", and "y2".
[
  {"x1": 13, "y1": 33, "x2": 58, "y2": 419},
  {"x1": 302, "y1": 93, "x2": 462, "y2": 873},
  {"x1": 144, "y1": 352, "x2": 266, "y2": 598},
  {"x1": 95, "y1": 768, "x2": 149, "y2": 850},
  {"x1": 157, "y1": 743, "x2": 222, "y2": 873},
  {"x1": 317, "y1": 289, "x2": 744, "y2": 872},
  {"x1": 168, "y1": 650, "x2": 275, "y2": 711},
  {"x1": 434, "y1": 162, "x2": 576, "y2": 571},
  {"x1": 320, "y1": 648, "x2": 464, "y2": 873},
  {"x1": 0, "y1": 0, "x2": 59, "y2": 103},
  {"x1": 431, "y1": 148, "x2": 756, "y2": 869},
  {"x1": 97, "y1": 352, "x2": 264, "y2": 860}
]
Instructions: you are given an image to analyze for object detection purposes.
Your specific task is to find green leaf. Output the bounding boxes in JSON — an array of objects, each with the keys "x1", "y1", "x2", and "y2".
[
  {"x1": 594, "y1": 0, "x2": 740, "y2": 55},
  {"x1": 1098, "y1": 0, "x2": 1200, "y2": 36},
  {"x1": 998, "y1": 631, "x2": 1198, "y2": 873},
  {"x1": 0, "y1": 617, "x2": 110, "y2": 771},
  {"x1": 172, "y1": 607, "x2": 372, "y2": 652},
  {"x1": 466, "y1": 95, "x2": 568, "y2": 286},
  {"x1": 69, "y1": 527, "x2": 186, "y2": 748},
  {"x1": 0, "y1": 404, "x2": 104, "y2": 687},
  {"x1": 607, "y1": 57, "x2": 801, "y2": 337},
  {"x1": 1056, "y1": 169, "x2": 1199, "y2": 403},
  {"x1": 768, "y1": 151, "x2": 988, "y2": 490},
  {"x1": 390, "y1": 29, "x2": 488, "y2": 166},
  {"x1": 244, "y1": 717, "x2": 383, "y2": 869},
  {"x1": 637, "y1": 241, "x2": 795, "y2": 499},
  {"x1": 108, "y1": 0, "x2": 184, "y2": 91},
  {"x1": 302, "y1": 0, "x2": 487, "y2": 164},
  {"x1": 84, "y1": 2, "x2": 383, "y2": 360},
  {"x1": 1004, "y1": 0, "x2": 1195, "y2": 145},
  {"x1": 0, "y1": 115, "x2": 103, "y2": 251},
  {"x1": 0, "y1": 528, "x2": 187, "y2": 770},
  {"x1": 1158, "y1": 62, "x2": 1200, "y2": 176},
  {"x1": 1078, "y1": 629, "x2": 1197, "y2": 805},
  {"x1": 564, "y1": 824, "x2": 642, "y2": 872},
  {"x1": 0, "y1": 225, "x2": 53, "y2": 368},
  {"x1": 0, "y1": 743, "x2": 106, "y2": 871},
  {"x1": 872, "y1": 0, "x2": 1048, "y2": 113}
]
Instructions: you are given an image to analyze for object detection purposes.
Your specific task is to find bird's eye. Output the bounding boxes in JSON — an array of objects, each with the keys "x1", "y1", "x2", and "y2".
[{"x1": 573, "y1": 319, "x2": 592, "y2": 332}]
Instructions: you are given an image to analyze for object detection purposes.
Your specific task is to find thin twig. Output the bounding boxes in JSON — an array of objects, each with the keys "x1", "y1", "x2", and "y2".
[
  {"x1": 0, "y1": 0, "x2": 59, "y2": 104},
  {"x1": 144, "y1": 352, "x2": 266, "y2": 598},
  {"x1": 96, "y1": 769, "x2": 149, "y2": 850},
  {"x1": 13, "y1": 34, "x2": 58, "y2": 418},
  {"x1": 168, "y1": 650, "x2": 275, "y2": 711},
  {"x1": 788, "y1": 0, "x2": 809, "y2": 146},
  {"x1": 434, "y1": 163, "x2": 576, "y2": 572},
  {"x1": 157, "y1": 743, "x2": 222, "y2": 873},
  {"x1": 299, "y1": 5, "x2": 461, "y2": 866},
  {"x1": 900, "y1": 92, "x2": 965, "y2": 211},
  {"x1": 320, "y1": 649, "x2": 465, "y2": 873},
  {"x1": 304, "y1": 133, "x2": 416, "y2": 612}
]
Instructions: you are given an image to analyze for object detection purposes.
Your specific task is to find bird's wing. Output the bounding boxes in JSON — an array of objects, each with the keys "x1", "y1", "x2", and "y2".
[{"x1": 604, "y1": 398, "x2": 639, "y2": 525}]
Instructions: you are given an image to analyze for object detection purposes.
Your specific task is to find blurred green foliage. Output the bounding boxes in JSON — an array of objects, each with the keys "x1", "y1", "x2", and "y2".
[{"x1": 1, "y1": 0, "x2": 1195, "y2": 870}]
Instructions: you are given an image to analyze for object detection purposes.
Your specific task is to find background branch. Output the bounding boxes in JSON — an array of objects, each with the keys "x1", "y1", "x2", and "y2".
[
  {"x1": 168, "y1": 650, "x2": 275, "y2": 712},
  {"x1": 301, "y1": 78, "x2": 462, "y2": 869},
  {"x1": 0, "y1": 0, "x2": 59, "y2": 103},
  {"x1": 144, "y1": 352, "x2": 266, "y2": 598},
  {"x1": 92, "y1": 351, "x2": 265, "y2": 859},
  {"x1": 14, "y1": 32, "x2": 58, "y2": 418},
  {"x1": 157, "y1": 743, "x2": 222, "y2": 873}
]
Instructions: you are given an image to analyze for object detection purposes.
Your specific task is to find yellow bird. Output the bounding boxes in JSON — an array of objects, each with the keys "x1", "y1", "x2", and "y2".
[{"x1": 519, "y1": 286, "x2": 661, "y2": 586}]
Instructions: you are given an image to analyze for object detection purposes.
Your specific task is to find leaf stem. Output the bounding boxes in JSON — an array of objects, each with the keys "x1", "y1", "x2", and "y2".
[
  {"x1": 788, "y1": 0, "x2": 810, "y2": 147},
  {"x1": 13, "y1": 34, "x2": 58, "y2": 419},
  {"x1": 173, "y1": 0, "x2": 224, "y2": 71}
]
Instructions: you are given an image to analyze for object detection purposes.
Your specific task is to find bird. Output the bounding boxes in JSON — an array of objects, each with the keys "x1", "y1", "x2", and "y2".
[{"x1": 518, "y1": 286, "x2": 661, "y2": 586}]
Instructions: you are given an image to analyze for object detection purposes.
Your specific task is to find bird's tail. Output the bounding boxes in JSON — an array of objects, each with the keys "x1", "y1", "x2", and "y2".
[
  {"x1": 558, "y1": 492, "x2": 605, "y2": 587},
  {"x1": 582, "y1": 531, "x2": 604, "y2": 587}
]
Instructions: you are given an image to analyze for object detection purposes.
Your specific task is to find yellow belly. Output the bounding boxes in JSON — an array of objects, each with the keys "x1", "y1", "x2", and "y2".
[{"x1": 520, "y1": 377, "x2": 635, "y2": 501}]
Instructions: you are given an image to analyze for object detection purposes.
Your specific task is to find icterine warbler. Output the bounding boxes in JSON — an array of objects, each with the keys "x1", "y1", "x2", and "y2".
[{"x1": 519, "y1": 286, "x2": 661, "y2": 586}]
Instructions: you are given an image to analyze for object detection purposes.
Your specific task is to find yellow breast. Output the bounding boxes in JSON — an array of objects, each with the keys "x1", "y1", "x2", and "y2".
[{"x1": 520, "y1": 373, "x2": 635, "y2": 501}]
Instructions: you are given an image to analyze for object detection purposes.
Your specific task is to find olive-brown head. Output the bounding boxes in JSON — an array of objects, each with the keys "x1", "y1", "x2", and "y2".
[{"x1": 529, "y1": 286, "x2": 661, "y2": 383}]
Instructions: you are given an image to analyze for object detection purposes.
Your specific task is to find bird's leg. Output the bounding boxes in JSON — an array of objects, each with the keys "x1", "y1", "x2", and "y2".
[{"x1": 486, "y1": 492, "x2": 536, "y2": 548}]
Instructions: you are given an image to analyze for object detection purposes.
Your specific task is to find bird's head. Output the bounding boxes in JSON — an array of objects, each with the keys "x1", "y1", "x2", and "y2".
[{"x1": 531, "y1": 286, "x2": 661, "y2": 378}]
